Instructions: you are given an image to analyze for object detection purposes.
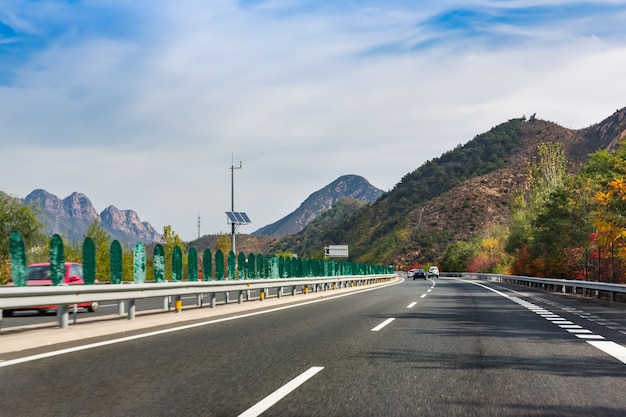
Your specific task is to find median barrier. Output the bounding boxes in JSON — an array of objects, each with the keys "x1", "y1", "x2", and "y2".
[{"x1": 0, "y1": 274, "x2": 397, "y2": 329}]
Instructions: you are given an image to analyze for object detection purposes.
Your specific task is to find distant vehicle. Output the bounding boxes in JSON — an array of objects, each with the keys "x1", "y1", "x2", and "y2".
[
  {"x1": 428, "y1": 266, "x2": 440, "y2": 278},
  {"x1": 412, "y1": 269, "x2": 426, "y2": 280},
  {"x1": 2, "y1": 262, "x2": 99, "y2": 316}
]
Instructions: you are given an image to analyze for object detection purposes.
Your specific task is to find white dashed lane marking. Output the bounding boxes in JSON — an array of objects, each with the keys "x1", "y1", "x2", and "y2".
[{"x1": 507, "y1": 296, "x2": 626, "y2": 364}]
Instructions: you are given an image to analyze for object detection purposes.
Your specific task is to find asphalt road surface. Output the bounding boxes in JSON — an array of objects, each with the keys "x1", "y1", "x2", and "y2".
[{"x1": 3, "y1": 277, "x2": 626, "y2": 416}]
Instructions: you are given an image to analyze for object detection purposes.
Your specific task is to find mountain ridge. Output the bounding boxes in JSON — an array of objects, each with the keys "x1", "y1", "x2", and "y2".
[
  {"x1": 251, "y1": 174, "x2": 383, "y2": 237},
  {"x1": 24, "y1": 189, "x2": 162, "y2": 244}
]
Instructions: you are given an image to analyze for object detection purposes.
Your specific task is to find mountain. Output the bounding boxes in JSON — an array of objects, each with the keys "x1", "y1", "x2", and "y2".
[
  {"x1": 192, "y1": 109, "x2": 626, "y2": 265},
  {"x1": 24, "y1": 190, "x2": 162, "y2": 243},
  {"x1": 252, "y1": 174, "x2": 384, "y2": 237},
  {"x1": 270, "y1": 198, "x2": 369, "y2": 257},
  {"x1": 268, "y1": 108, "x2": 626, "y2": 269}
]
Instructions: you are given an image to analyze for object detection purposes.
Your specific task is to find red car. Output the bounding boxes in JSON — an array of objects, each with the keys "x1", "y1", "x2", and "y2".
[{"x1": 3, "y1": 262, "x2": 99, "y2": 316}]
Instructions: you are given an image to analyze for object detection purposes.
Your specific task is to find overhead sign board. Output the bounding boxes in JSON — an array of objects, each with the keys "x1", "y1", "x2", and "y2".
[{"x1": 324, "y1": 245, "x2": 349, "y2": 258}]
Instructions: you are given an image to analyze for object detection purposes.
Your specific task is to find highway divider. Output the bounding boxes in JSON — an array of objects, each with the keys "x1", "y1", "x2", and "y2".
[{"x1": 0, "y1": 274, "x2": 396, "y2": 330}]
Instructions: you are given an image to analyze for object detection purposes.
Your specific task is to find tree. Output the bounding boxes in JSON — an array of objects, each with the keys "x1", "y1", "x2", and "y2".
[
  {"x1": 506, "y1": 142, "x2": 568, "y2": 274},
  {"x1": 0, "y1": 193, "x2": 46, "y2": 283},
  {"x1": 531, "y1": 186, "x2": 593, "y2": 277}
]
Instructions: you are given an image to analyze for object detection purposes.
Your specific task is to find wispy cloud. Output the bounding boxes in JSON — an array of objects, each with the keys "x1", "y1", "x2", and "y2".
[{"x1": 1, "y1": 1, "x2": 626, "y2": 240}]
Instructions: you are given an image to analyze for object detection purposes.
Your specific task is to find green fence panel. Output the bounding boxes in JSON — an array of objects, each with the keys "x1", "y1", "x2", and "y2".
[
  {"x1": 172, "y1": 246, "x2": 182, "y2": 282},
  {"x1": 154, "y1": 244, "x2": 165, "y2": 283},
  {"x1": 82, "y1": 237, "x2": 96, "y2": 285},
  {"x1": 134, "y1": 242, "x2": 146, "y2": 283},
  {"x1": 264, "y1": 255, "x2": 271, "y2": 278},
  {"x1": 285, "y1": 257, "x2": 292, "y2": 278},
  {"x1": 293, "y1": 257, "x2": 302, "y2": 277},
  {"x1": 215, "y1": 250, "x2": 224, "y2": 280},
  {"x1": 237, "y1": 252, "x2": 246, "y2": 279},
  {"x1": 270, "y1": 256, "x2": 279, "y2": 278},
  {"x1": 278, "y1": 256, "x2": 285, "y2": 278},
  {"x1": 247, "y1": 253, "x2": 255, "y2": 279},
  {"x1": 188, "y1": 247, "x2": 198, "y2": 281},
  {"x1": 203, "y1": 249, "x2": 212, "y2": 281},
  {"x1": 228, "y1": 251, "x2": 235, "y2": 280},
  {"x1": 110, "y1": 240, "x2": 122, "y2": 284},
  {"x1": 256, "y1": 254, "x2": 263, "y2": 278},
  {"x1": 50, "y1": 234, "x2": 65, "y2": 286},
  {"x1": 9, "y1": 231, "x2": 27, "y2": 287}
]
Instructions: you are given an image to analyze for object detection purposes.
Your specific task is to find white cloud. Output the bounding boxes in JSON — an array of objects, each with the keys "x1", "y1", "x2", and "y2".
[{"x1": 1, "y1": 1, "x2": 626, "y2": 241}]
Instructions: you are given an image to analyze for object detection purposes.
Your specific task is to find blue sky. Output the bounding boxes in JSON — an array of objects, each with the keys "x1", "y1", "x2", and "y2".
[{"x1": 2, "y1": 0, "x2": 626, "y2": 241}]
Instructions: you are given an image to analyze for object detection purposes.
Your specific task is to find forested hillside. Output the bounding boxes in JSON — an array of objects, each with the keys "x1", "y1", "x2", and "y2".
[{"x1": 271, "y1": 108, "x2": 626, "y2": 276}]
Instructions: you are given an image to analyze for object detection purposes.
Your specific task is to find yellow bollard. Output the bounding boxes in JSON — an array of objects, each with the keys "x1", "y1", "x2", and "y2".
[
  {"x1": 304, "y1": 286, "x2": 309, "y2": 294},
  {"x1": 260, "y1": 290, "x2": 265, "y2": 301},
  {"x1": 175, "y1": 297, "x2": 182, "y2": 312}
]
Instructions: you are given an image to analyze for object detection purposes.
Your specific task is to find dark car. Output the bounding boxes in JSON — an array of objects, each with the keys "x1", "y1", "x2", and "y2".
[
  {"x1": 3, "y1": 262, "x2": 99, "y2": 316},
  {"x1": 412, "y1": 269, "x2": 426, "y2": 279}
]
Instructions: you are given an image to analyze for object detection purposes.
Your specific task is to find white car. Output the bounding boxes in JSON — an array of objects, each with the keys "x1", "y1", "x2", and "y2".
[{"x1": 427, "y1": 266, "x2": 439, "y2": 278}]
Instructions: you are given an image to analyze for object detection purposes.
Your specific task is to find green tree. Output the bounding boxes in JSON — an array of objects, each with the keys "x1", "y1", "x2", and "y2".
[
  {"x1": 0, "y1": 193, "x2": 46, "y2": 283},
  {"x1": 506, "y1": 142, "x2": 568, "y2": 274},
  {"x1": 531, "y1": 186, "x2": 593, "y2": 277},
  {"x1": 442, "y1": 238, "x2": 480, "y2": 272}
]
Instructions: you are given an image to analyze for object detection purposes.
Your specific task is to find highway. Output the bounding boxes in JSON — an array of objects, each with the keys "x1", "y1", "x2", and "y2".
[{"x1": 2, "y1": 277, "x2": 626, "y2": 416}]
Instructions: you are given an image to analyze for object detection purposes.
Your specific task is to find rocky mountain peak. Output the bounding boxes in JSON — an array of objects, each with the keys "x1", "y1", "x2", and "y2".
[
  {"x1": 252, "y1": 174, "x2": 383, "y2": 237},
  {"x1": 23, "y1": 191, "x2": 161, "y2": 243}
]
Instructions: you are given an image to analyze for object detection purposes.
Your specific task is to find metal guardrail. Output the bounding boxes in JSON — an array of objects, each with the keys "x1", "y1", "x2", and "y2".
[
  {"x1": 442, "y1": 272, "x2": 626, "y2": 301},
  {"x1": 0, "y1": 274, "x2": 396, "y2": 329}
]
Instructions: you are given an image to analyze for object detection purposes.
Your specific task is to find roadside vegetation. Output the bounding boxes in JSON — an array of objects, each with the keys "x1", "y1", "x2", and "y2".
[{"x1": 443, "y1": 139, "x2": 626, "y2": 283}]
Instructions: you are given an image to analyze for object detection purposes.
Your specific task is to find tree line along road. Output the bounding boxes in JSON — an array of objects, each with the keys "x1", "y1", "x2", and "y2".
[{"x1": 2, "y1": 277, "x2": 626, "y2": 416}]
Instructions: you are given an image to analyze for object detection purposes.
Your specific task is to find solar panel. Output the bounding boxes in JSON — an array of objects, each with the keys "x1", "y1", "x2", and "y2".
[{"x1": 226, "y1": 211, "x2": 251, "y2": 224}]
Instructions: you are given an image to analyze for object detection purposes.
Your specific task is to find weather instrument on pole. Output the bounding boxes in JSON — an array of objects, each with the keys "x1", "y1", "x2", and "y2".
[{"x1": 228, "y1": 157, "x2": 251, "y2": 254}]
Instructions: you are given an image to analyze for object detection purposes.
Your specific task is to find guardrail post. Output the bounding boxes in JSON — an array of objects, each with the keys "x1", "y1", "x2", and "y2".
[
  {"x1": 225, "y1": 292, "x2": 230, "y2": 304},
  {"x1": 197, "y1": 294, "x2": 203, "y2": 307},
  {"x1": 162, "y1": 296, "x2": 169, "y2": 310},
  {"x1": 238, "y1": 291, "x2": 244, "y2": 304},
  {"x1": 117, "y1": 300, "x2": 125, "y2": 315},
  {"x1": 278, "y1": 287, "x2": 283, "y2": 298},
  {"x1": 128, "y1": 299, "x2": 136, "y2": 320},
  {"x1": 210, "y1": 293, "x2": 216, "y2": 308},
  {"x1": 292, "y1": 286, "x2": 297, "y2": 296},
  {"x1": 57, "y1": 304, "x2": 69, "y2": 329}
]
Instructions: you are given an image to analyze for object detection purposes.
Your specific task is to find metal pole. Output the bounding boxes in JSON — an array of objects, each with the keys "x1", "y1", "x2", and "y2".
[{"x1": 230, "y1": 159, "x2": 242, "y2": 254}]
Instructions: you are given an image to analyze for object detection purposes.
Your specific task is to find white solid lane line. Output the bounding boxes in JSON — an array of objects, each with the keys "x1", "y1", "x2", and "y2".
[
  {"x1": 238, "y1": 367, "x2": 324, "y2": 417},
  {"x1": 587, "y1": 341, "x2": 626, "y2": 364},
  {"x1": 371, "y1": 318, "x2": 396, "y2": 332}
]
